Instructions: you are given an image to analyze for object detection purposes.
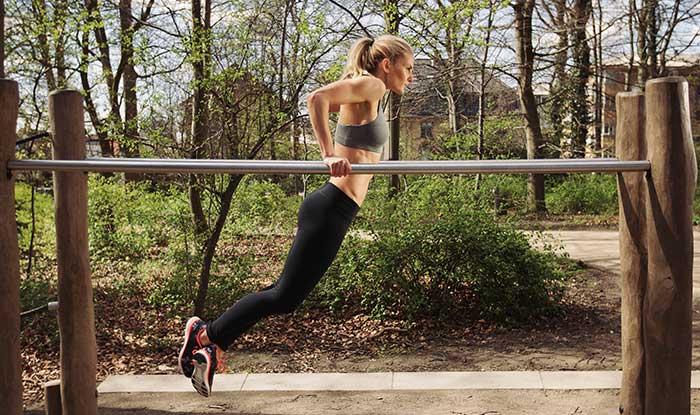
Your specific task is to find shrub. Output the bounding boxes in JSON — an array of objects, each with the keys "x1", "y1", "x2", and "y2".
[
  {"x1": 547, "y1": 173, "x2": 618, "y2": 215},
  {"x1": 14, "y1": 182, "x2": 56, "y2": 259},
  {"x1": 314, "y1": 176, "x2": 570, "y2": 324},
  {"x1": 226, "y1": 177, "x2": 300, "y2": 234},
  {"x1": 88, "y1": 176, "x2": 186, "y2": 261},
  {"x1": 145, "y1": 247, "x2": 257, "y2": 317}
]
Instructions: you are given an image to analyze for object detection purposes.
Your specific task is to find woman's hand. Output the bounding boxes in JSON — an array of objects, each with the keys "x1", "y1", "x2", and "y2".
[{"x1": 323, "y1": 156, "x2": 352, "y2": 177}]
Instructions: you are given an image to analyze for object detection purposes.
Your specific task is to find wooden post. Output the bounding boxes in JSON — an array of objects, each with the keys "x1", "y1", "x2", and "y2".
[
  {"x1": 50, "y1": 90, "x2": 97, "y2": 415},
  {"x1": 44, "y1": 379, "x2": 62, "y2": 415},
  {"x1": 644, "y1": 76, "x2": 696, "y2": 414},
  {"x1": 616, "y1": 91, "x2": 646, "y2": 415},
  {"x1": 0, "y1": 79, "x2": 22, "y2": 415}
]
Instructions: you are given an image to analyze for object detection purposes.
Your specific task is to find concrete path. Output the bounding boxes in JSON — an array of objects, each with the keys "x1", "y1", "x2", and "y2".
[
  {"x1": 532, "y1": 230, "x2": 700, "y2": 299},
  {"x1": 98, "y1": 371, "x2": 700, "y2": 394}
]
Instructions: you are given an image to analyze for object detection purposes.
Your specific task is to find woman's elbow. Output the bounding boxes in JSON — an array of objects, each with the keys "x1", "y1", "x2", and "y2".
[{"x1": 307, "y1": 91, "x2": 326, "y2": 110}]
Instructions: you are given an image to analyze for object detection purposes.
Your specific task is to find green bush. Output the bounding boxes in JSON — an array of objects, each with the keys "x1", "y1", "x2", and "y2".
[
  {"x1": 546, "y1": 173, "x2": 618, "y2": 215},
  {"x1": 14, "y1": 182, "x2": 56, "y2": 258},
  {"x1": 145, "y1": 245, "x2": 257, "y2": 317},
  {"x1": 314, "y1": 176, "x2": 570, "y2": 324},
  {"x1": 88, "y1": 176, "x2": 186, "y2": 261},
  {"x1": 15, "y1": 183, "x2": 57, "y2": 311},
  {"x1": 226, "y1": 177, "x2": 300, "y2": 234}
]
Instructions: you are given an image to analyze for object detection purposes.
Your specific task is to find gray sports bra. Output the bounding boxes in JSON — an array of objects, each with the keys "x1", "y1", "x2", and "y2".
[{"x1": 333, "y1": 75, "x2": 389, "y2": 153}]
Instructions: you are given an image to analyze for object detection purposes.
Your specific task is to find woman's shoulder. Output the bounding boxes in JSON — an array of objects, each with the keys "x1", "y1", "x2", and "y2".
[{"x1": 344, "y1": 75, "x2": 385, "y2": 102}]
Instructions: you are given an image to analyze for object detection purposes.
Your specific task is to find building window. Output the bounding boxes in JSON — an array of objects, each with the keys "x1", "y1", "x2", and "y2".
[
  {"x1": 420, "y1": 122, "x2": 433, "y2": 139},
  {"x1": 603, "y1": 123, "x2": 616, "y2": 136}
]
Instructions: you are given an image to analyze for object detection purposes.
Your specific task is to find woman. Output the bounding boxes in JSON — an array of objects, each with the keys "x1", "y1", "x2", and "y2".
[{"x1": 178, "y1": 34, "x2": 414, "y2": 397}]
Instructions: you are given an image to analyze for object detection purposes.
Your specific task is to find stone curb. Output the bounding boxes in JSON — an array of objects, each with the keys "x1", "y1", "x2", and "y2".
[{"x1": 97, "y1": 371, "x2": 700, "y2": 393}]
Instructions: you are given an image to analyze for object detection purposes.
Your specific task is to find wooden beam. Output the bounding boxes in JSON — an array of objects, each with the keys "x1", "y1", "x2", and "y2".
[
  {"x1": 644, "y1": 76, "x2": 696, "y2": 414},
  {"x1": 50, "y1": 89, "x2": 97, "y2": 415},
  {"x1": 0, "y1": 79, "x2": 22, "y2": 415},
  {"x1": 616, "y1": 90, "x2": 646, "y2": 415}
]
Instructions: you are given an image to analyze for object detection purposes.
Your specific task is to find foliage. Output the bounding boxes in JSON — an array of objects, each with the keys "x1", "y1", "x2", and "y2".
[
  {"x1": 14, "y1": 182, "x2": 56, "y2": 259},
  {"x1": 546, "y1": 173, "x2": 618, "y2": 215},
  {"x1": 15, "y1": 182, "x2": 57, "y2": 310},
  {"x1": 441, "y1": 116, "x2": 526, "y2": 160},
  {"x1": 314, "y1": 176, "x2": 572, "y2": 324},
  {"x1": 88, "y1": 176, "x2": 187, "y2": 261},
  {"x1": 144, "y1": 246, "x2": 258, "y2": 318},
  {"x1": 225, "y1": 177, "x2": 300, "y2": 234}
]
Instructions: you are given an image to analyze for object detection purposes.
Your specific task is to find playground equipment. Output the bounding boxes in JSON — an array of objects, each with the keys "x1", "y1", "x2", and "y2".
[{"x1": 0, "y1": 77, "x2": 695, "y2": 414}]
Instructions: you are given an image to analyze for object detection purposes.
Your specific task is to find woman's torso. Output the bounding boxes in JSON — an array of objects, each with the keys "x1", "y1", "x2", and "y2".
[{"x1": 329, "y1": 99, "x2": 385, "y2": 206}]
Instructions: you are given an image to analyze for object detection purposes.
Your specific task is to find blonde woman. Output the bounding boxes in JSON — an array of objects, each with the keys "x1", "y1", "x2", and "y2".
[{"x1": 179, "y1": 34, "x2": 414, "y2": 397}]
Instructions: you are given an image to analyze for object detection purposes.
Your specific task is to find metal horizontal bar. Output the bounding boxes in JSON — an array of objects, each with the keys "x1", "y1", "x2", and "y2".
[{"x1": 7, "y1": 158, "x2": 650, "y2": 175}]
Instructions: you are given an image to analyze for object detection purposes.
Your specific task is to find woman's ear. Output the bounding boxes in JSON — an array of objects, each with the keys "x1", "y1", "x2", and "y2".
[{"x1": 378, "y1": 57, "x2": 391, "y2": 74}]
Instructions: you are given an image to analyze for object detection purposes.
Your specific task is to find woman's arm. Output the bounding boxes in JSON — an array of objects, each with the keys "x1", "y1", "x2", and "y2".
[{"x1": 307, "y1": 76, "x2": 385, "y2": 158}]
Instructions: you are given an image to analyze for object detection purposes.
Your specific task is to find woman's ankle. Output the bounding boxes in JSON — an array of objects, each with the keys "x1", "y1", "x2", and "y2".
[{"x1": 197, "y1": 327, "x2": 212, "y2": 347}]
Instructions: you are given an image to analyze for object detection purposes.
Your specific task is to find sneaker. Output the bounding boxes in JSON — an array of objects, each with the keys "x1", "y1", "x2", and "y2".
[
  {"x1": 191, "y1": 344, "x2": 218, "y2": 397},
  {"x1": 178, "y1": 317, "x2": 206, "y2": 378}
]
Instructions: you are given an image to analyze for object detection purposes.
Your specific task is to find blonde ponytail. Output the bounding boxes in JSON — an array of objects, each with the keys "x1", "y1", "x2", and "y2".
[{"x1": 341, "y1": 35, "x2": 412, "y2": 79}]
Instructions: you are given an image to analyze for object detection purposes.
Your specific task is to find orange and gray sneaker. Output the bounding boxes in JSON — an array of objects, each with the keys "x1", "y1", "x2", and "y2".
[
  {"x1": 178, "y1": 317, "x2": 206, "y2": 378},
  {"x1": 191, "y1": 344, "x2": 219, "y2": 397}
]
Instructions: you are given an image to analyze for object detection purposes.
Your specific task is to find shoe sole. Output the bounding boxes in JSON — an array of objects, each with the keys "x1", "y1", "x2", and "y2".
[
  {"x1": 178, "y1": 317, "x2": 201, "y2": 378},
  {"x1": 191, "y1": 351, "x2": 213, "y2": 397}
]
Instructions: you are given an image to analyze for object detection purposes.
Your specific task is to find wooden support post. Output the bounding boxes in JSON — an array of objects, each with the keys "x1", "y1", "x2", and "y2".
[
  {"x1": 49, "y1": 90, "x2": 97, "y2": 415},
  {"x1": 44, "y1": 379, "x2": 62, "y2": 415},
  {"x1": 644, "y1": 76, "x2": 696, "y2": 414},
  {"x1": 616, "y1": 91, "x2": 646, "y2": 415},
  {"x1": 0, "y1": 79, "x2": 22, "y2": 415}
]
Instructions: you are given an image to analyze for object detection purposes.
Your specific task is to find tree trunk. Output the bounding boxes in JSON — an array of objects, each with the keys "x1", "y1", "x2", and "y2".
[
  {"x1": 54, "y1": 0, "x2": 67, "y2": 87},
  {"x1": 551, "y1": 0, "x2": 568, "y2": 157},
  {"x1": 194, "y1": 176, "x2": 243, "y2": 316},
  {"x1": 84, "y1": 0, "x2": 123, "y2": 158},
  {"x1": 120, "y1": 0, "x2": 141, "y2": 180},
  {"x1": 79, "y1": 19, "x2": 114, "y2": 159},
  {"x1": 384, "y1": 0, "x2": 401, "y2": 194},
  {"x1": 592, "y1": 0, "x2": 603, "y2": 156},
  {"x1": 634, "y1": 0, "x2": 649, "y2": 83},
  {"x1": 32, "y1": 0, "x2": 56, "y2": 91},
  {"x1": 475, "y1": 2, "x2": 495, "y2": 191},
  {"x1": 190, "y1": 0, "x2": 214, "y2": 315},
  {"x1": 513, "y1": 0, "x2": 545, "y2": 213},
  {"x1": 189, "y1": 0, "x2": 209, "y2": 236},
  {"x1": 570, "y1": 0, "x2": 591, "y2": 157},
  {"x1": 0, "y1": 1, "x2": 4, "y2": 78},
  {"x1": 626, "y1": 0, "x2": 635, "y2": 90}
]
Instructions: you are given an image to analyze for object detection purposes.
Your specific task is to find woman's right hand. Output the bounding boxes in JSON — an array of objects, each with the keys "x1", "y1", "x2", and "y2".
[{"x1": 323, "y1": 155, "x2": 352, "y2": 177}]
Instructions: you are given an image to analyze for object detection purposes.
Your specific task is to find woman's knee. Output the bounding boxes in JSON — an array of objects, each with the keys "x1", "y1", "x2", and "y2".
[{"x1": 267, "y1": 289, "x2": 303, "y2": 315}]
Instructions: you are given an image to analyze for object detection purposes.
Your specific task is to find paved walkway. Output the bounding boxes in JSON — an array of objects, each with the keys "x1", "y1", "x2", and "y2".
[
  {"x1": 533, "y1": 230, "x2": 700, "y2": 299},
  {"x1": 98, "y1": 371, "x2": 700, "y2": 393}
]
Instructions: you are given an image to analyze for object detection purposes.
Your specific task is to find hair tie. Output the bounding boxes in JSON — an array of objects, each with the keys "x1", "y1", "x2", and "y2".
[{"x1": 369, "y1": 38, "x2": 375, "y2": 47}]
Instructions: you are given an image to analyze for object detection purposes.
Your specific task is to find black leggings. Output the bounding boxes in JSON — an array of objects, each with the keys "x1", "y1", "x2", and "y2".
[{"x1": 206, "y1": 181, "x2": 360, "y2": 351}]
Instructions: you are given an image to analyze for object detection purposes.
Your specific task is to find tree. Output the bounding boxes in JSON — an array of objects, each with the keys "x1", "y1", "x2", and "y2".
[
  {"x1": 81, "y1": 0, "x2": 155, "y2": 160},
  {"x1": 383, "y1": 0, "x2": 416, "y2": 194},
  {"x1": 630, "y1": 0, "x2": 700, "y2": 84},
  {"x1": 474, "y1": 1, "x2": 499, "y2": 190},
  {"x1": 569, "y1": 0, "x2": 591, "y2": 156},
  {"x1": 513, "y1": 0, "x2": 545, "y2": 212},
  {"x1": 188, "y1": 0, "x2": 360, "y2": 315},
  {"x1": 539, "y1": 0, "x2": 570, "y2": 155}
]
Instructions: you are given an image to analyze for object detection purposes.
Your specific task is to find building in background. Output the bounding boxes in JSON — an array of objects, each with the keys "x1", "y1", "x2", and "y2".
[{"x1": 598, "y1": 54, "x2": 700, "y2": 156}]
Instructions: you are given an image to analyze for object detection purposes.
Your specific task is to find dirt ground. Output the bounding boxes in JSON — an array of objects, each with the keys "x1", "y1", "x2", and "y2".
[
  {"x1": 22, "y1": 390, "x2": 700, "y2": 415},
  {"x1": 20, "y1": 258, "x2": 700, "y2": 413}
]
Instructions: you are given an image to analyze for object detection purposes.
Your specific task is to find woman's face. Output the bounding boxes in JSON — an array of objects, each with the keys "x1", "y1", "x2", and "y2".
[{"x1": 382, "y1": 53, "x2": 414, "y2": 95}]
